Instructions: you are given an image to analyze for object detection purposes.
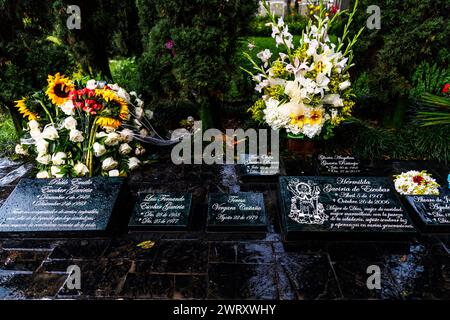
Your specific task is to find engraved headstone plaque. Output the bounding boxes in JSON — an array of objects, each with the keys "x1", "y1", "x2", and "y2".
[{"x1": 279, "y1": 176, "x2": 416, "y2": 239}]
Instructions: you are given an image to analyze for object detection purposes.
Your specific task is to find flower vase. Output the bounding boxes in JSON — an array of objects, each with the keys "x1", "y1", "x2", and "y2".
[{"x1": 287, "y1": 138, "x2": 319, "y2": 156}]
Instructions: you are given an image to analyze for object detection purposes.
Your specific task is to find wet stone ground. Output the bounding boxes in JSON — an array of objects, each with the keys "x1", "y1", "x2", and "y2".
[{"x1": 0, "y1": 158, "x2": 449, "y2": 300}]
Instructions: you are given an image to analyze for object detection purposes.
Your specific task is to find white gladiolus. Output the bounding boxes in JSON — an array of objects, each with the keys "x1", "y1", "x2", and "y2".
[
  {"x1": 339, "y1": 80, "x2": 351, "y2": 91},
  {"x1": 28, "y1": 120, "x2": 40, "y2": 130},
  {"x1": 63, "y1": 116, "x2": 77, "y2": 130},
  {"x1": 93, "y1": 142, "x2": 107, "y2": 157},
  {"x1": 36, "y1": 154, "x2": 51, "y2": 165},
  {"x1": 104, "y1": 132, "x2": 121, "y2": 146},
  {"x1": 35, "y1": 139, "x2": 49, "y2": 155},
  {"x1": 15, "y1": 144, "x2": 28, "y2": 156},
  {"x1": 74, "y1": 162, "x2": 89, "y2": 177},
  {"x1": 128, "y1": 157, "x2": 141, "y2": 171},
  {"x1": 256, "y1": 49, "x2": 272, "y2": 68},
  {"x1": 102, "y1": 157, "x2": 118, "y2": 171},
  {"x1": 119, "y1": 143, "x2": 132, "y2": 155},
  {"x1": 51, "y1": 166, "x2": 64, "y2": 178},
  {"x1": 41, "y1": 125, "x2": 59, "y2": 141},
  {"x1": 36, "y1": 171, "x2": 50, "y2": 179},
  {"x1": 86, "y1": 79, "x2": 98, "y2": 90},
  {"x1": 52, "y1": 152, "x2": 67, "y2": 165},
  {"x1": 60, "y1": 100, "x2": 75, "y2": 116},
  {"x1": 120, "y1": 129, "x2": 134, "y2": 142},
  {"x1": 108, "y1": 169, "x2": 120, "y2": 177},
  {"x1": 69, "y1": 129, "x2": 84, "y2": 143}
]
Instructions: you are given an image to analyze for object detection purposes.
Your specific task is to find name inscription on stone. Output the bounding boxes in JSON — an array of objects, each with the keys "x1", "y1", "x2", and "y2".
[
  {"x1": 0, "y1": 177, "x2": 123, "y2": 233},
  {"x1": 406, "y1": 190, "x2": 450, "y2": 228},
  {"x1": 279, "y1": 176, "x2": 416, "y2": 236},
  {"x1": 129, "y1": 193, "x2": 192, "y2": 229},
  {"x1": 240, "y1": 154, "x2": 280, "y2": 176},
  {"x1": 317, "y1": 155, "x2": 361, "y2": 175},
  {"x1": 207, "y1": 192, "x2": 267, "y2": 230}
]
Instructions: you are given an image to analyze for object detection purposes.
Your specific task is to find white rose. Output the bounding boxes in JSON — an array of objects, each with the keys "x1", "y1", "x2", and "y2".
[
  {"x1": 104, "y1": 126, "x2": 116, "y2": 133},
  {"x1": 130, "y1": 91, "x2": 137, "y2": 97},
  {"x1": 135, "y1": 146, "x2": 146, "y2": 156},
  {"x1": 136, "y1": 98, "x2": 144, "y2": 108},
  {"x1": 41, "y1": 125, "x2": 59, "y2": 141},
  {"x1": 119, "y1": 143, "x2": 132, "y2": 155},
  {"x1": 135, "y1": 107, "x2": 144, "y2": 119},
  {"x1": 108, "y1": 83, "x2": 120, "y2": 91},
  {"x1": 74, "y1": 162, "x2": 89, "y2": 177},
  {"x1": 30, "y1": 128, "x2": 42, "y2": 140},
  {"x1": 104, "y1": 132, "x2": 121, "y2": 146},
  {"x1": 63, "y1": 116, "x2": 77, "y2": 130},
  {"x1": 60, "y1": 100, "x2": 75, "y2": 116},
  {"x1": 93, "y1": 142, "x2": 107, "y2": 157},
  {"x1": 134, "y1": 119, "x2": 142, "y2": 129},
  {"x1": 36, "y1": 171, "x2": 50, "y2": 179},
  {"x1": 28, "y1": 120, "x2": 40, "y2": 131},
  {"x1": 102, "y1": 157, "x2": 118, "y2": 171},
  {"x1": 96, "y1": 131, "x2": 108, "y2": 139},
  {"x1": 120, "y1": 129, "x2": 134, "y2": 142},
  {"x1": 69, "y1": 129, "x2": 84, "y2": 143},
  {"x1": 52, "y1": 152, "x2": 67, "y2": 165},
  {"x1": 51, "y1": 166, "x2": 64, "y2": 178},
  {"x1": 339, "y1": 80, "x2": 351, "y2": 91},
  {"x1": 36, "y1": 154, "x2": 51, "y2": 165},
  {"x1": 140, "y1": 128, "x2": 148, "y2": 137},
  {"x1": 15, "y1": 144, "x2": 28, "y2": 156},
  {"x1": 86, "y1": 79, "x2": 98, "y2": 90},
  {"x1": 145, "y1": 110, "x2": 154, "y2": 120},
  {"x1": 108, "y1": 169, "x2": 120, "y2": 177},
  {"x1": 117, "y1": 88, "x2": 130, "y2": 102},
  {"x1": 128, "y1": 157, "x2": 141, "y2": 171},
  {"x1": 35, "y1": 139, "x2": 49, "y2": 155}
]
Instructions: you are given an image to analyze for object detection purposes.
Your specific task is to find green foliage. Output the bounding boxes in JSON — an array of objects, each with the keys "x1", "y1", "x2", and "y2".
[
  {"x1": 0, "y1": 113, "x2": 18, "y2": 156},
  {"x1": 411, "y1": 62, "x2": 450, "y2": 97},
  {"x1": 417, "y1": 93, "x2": 450, "y2": 126},
  {"x1": 52, "y1": 0, "x2": 142, "y2": 79},
  {"x1": 249, "y1": 15, "x2": 309, "y2": 37},
  {"x1": 110, "y1": 57, "x2": 138, "y2": 91},
  {"x1": 0, "y1": 0, "x2": 77, "y2": 132},
  {"x1": 137, "y1": 0, "x2": 258, "y2": 128},
  {"x1": 351, "y1": 0, "x2": 450, "y2": 102}
]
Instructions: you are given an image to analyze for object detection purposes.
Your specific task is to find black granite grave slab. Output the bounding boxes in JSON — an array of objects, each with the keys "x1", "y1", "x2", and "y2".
[
  {"x1": 237, "y1": 154, "x2": 281, "y2": 182},
  {"x1": 278, "y1": 176, "x2": 417, "y2": 240},
  {"x1": 207, "y1": 192, "x2": 267, "y2": 231},
  {"x1": 128, "y1": 193, "x2": 192, "y2": 230},
  {"x1": 0, "y1": 177, "x2": 125, "y2": 236},
  {"x1": 404, "y1": 189, "x2": 450, "y2": 233}
]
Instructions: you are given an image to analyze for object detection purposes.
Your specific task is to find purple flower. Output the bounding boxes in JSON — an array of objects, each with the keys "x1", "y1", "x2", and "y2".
[{"x1": 165, "y1": 40, "x2": 174, "y2": 50}]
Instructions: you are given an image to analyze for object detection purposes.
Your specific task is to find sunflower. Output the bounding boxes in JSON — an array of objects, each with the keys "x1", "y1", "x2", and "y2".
[
  {"x1": 95, "y1": 88, "x2": 129, "y2": 124},
  {"x1": 15, "y1": 98, "x2": 38, "y2": 120},
  {"x1": 46, "y1": 73, "x2": 75, "y2": 106},
  {"x1": 96, "y1": 117, "x2": 121, "y2": 129}
]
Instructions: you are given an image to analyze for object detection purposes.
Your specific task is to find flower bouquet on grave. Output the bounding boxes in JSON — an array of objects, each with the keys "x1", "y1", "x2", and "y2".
[
  {"x1": 243, "y1": 0, "x2": 364, "y2": 152},
  {"x1": 14, "y1": 73, "x2": 157, "y2": 178},
  {"x1": 394, "y1": 171, "x2": 441, "y2": 196}
]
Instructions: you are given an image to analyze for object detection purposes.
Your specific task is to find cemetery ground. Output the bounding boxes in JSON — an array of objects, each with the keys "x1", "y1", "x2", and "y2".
[{"x1": 0, "y1": 153, "x2": 448, "y2": 300}]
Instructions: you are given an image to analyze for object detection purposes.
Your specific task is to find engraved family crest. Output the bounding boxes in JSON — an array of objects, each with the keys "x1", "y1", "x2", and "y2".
[{"x1": 287, "y1": 179, "x2": 327, "y2": 225}]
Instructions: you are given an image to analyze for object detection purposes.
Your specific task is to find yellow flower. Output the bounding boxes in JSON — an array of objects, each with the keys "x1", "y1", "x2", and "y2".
[
  {"x1": 96, "y1": 117, "x2": 122, "y2": 129},
  {"x1": 45, "y1": 73, "x2": 75, "y2": 106},
  {"x1": 307, "y1": 109, "x2": 323, "y2": 126},
  {"x1": 14, "y1": 98, "x2": 38, "y2": 120},
  {"x1": 290, "y1": 113, "x2": 306, "y2": 128}
]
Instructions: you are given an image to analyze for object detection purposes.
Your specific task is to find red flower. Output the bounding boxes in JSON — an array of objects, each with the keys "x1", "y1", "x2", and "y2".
[
  {"x1": 413, "y1": 175, "x2": 427, "y2": 185},
  {"x1": 442, "y1": 83, "x2": 450, "y2": 94}
]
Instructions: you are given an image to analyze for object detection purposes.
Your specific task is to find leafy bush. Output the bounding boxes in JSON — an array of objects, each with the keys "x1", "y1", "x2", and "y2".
[
  {"x1": 110, "y1": 57, "x2": 139, "y2": 91},
  {"x1": 137, "y1": 0, "x2": 258, "y2": 128}
]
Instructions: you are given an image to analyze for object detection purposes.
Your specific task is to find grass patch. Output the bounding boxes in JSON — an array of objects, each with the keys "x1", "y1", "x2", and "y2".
[{"x1": 0, "y1": 112, "x2": 18, "y2": 156}]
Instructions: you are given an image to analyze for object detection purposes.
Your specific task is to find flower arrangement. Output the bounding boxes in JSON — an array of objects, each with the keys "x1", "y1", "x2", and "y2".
[
  {"x1": 245, "y1": 0, "x2": 364, "y2": 139},
  {"x1": 14, "y1": 73, "x2": 150, "y2": 178},
  {"x1": 394, "y1": 171, "x2": 441, "y2": 196}
]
